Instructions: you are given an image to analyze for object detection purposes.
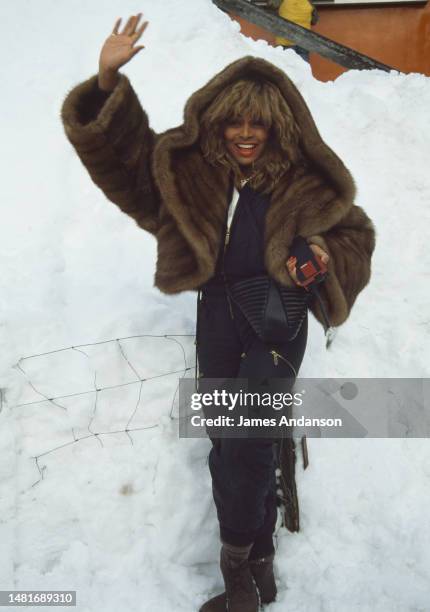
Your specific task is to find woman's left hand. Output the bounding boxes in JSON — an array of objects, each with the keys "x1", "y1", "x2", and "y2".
[{"x1": 286, "y1": 243, "x2": 329, "y2": 286}]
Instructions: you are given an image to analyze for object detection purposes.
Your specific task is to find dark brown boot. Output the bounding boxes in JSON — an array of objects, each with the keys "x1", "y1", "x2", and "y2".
[
  {"x1": 199, "y1": 542, "x2": 259, "y2": 612},
  {"x1": 220, "y1": 541, "x2": 259, "y2": 611},
  {"x1": 249, "y1": 553, "x2": 277, "y2": 604},
  {"x1": 198, "y1": 592, "x2": 226, "y2": 612},
  {"x1": 199, "y1": 553, "x2": 277, "y2": 610}
]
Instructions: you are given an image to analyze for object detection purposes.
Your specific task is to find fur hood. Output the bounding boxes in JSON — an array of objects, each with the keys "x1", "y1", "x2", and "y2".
[
  {"x1": 153, "y1": 55, "x2": 356, "y2": 212},
  {"x1": 61, "y1": 55, "x2": 376, "y2": 329}
]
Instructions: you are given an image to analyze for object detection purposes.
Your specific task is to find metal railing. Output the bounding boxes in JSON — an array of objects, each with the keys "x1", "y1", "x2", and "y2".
[{"x1": 213, "y1": 0, "x2": 400, "y2": 72}]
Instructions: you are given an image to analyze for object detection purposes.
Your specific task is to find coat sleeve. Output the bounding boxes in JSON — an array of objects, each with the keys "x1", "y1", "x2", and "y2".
[
  {"x1": 305, "y1": 204, "x2": 377, "y2": 327},
  {"x1": 60, "y1": 72, "x2": 160, "y2": 235}
]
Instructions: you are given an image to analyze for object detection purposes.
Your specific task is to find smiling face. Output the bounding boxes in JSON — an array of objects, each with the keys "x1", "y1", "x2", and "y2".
[
  {"x1": 223, "y1": 115, "x2": 269, "y2": 167},
  {"x1": 200, "y1": 77, "x2": 301, "y2": 193}
]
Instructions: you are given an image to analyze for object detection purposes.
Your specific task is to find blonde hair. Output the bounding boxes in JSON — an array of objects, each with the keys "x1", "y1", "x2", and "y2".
[{"x1": 199, "y1": 77, "x2": 303, "y2": 194}]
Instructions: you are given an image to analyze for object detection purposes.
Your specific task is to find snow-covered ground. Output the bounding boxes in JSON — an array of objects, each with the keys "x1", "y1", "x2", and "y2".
[{"x1": 1, "y1": 1, "x2": 429, "y2": 610}]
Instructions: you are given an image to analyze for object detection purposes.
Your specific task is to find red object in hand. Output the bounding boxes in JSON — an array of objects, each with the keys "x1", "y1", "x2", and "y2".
[
  {"x1": 297, "y1": 255, "x2": 328, "y2": 290},
  {"x1": 287, "y1": 235, "x2": 329, "y2": 291}
]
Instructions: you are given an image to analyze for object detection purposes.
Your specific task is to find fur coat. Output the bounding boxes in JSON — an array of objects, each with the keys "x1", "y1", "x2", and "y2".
[{"x1": 60, "y1": 56, "x2": 376, "y2": 330}]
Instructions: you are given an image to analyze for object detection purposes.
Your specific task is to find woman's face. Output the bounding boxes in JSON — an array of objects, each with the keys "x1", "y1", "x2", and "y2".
[{"x1": 223, "y1": 115, "x2": 269, "y2": 167}]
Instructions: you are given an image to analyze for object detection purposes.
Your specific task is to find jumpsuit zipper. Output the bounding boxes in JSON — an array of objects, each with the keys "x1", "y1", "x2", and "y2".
[
  {"x1": 270, "y1": 350, "x2": 297, "y2": 378},
  {"x1": 222, "y1": 230, "x2": 234, "y2": 318}
]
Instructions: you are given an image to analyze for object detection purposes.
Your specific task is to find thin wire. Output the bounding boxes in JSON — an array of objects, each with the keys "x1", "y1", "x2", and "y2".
[
  {"x1": 11, "y1": 366, "x2": 194, "y2": 409},
  {"x1": 13, "y1": 362, "x2": 67, "y2": 411},
  {"x1": 19, "y1": 333, "x2": 194, "y2": 362},
  {"x1": 8, "y1": 333, "x2": 197, "y2": 488},
  {"x1": 30, "y1": 424, "x2": 159, "y2": 487},
  {"x1": 125, "y1": 380, "x2": 144, "y2": 433},
  {"x1": 116, "y1": 339, "x2": 142, "y2": 381}
]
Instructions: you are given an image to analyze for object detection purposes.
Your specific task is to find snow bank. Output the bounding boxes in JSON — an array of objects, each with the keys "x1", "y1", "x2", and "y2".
[{"x1": 1, "y1": 1, "x2": 429, "y2": 610}]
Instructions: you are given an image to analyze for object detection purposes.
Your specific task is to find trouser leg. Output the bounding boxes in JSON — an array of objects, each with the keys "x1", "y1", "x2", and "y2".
[
  {"x1": 215, "y1": 319, "x2": 307, "y2": 543},
  {"x1": 197, "y1": 290, "x2": 308, "y2": 550},
  {"x1": 206, "y1": 313, "x2": 308, "y2": 548},
  {"x1": 248, "y1": 466, "x2": 277, "y2": 560},
  {"x1": 209, "y1": 435, "x2": 276, "y2": 546},
  {"x1": 195, "y1": 291, "x2": 242, "y2": 453}
]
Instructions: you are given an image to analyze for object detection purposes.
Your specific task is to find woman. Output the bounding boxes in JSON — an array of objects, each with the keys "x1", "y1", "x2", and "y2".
[{"x1": 61, "y1": 13, "x2": 376, "y2": 612}]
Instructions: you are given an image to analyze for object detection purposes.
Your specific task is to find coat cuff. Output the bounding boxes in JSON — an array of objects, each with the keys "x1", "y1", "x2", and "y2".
[
  {"x1": 305, "y1": 234, "x2": 350, "y2": 327},
  {"x1": 60, "y1": 72, "x2": 150, "y2": 152}
]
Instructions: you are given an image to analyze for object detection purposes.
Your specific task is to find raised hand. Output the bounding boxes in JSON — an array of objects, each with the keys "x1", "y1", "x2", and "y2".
[{"x1": 98, "y1": 13, "x2": 148, "y2": 89}]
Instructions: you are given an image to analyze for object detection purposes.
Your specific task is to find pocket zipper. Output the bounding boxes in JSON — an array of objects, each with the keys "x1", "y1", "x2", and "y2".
[
  {"x1": 270, "y1": 350, "x2": 297, "y2": 377},
  {"x1": 223, "y1": 232, "x2": 234, "y2": 319},
  {"x1": 226, "y1": 291, "x2": 235, "y2": 319}
]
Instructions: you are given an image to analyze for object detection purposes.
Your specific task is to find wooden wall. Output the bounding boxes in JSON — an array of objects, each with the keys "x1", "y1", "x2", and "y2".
[{"x1": 230, "y1": 2, "x2": 430, "y2": 81}]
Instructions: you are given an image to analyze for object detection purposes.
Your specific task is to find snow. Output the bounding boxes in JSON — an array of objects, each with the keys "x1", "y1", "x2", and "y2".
[{"x1": 1, "y1": 0, "x2": 430, "y2": 610}]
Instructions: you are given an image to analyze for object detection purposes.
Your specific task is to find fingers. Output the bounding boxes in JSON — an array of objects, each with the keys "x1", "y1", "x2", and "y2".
[
  {"x1": 121, "y1": 15, "x2": 135, "y2": 35},
  {"x1": 309, "y1": 243, "x2": 329, "y2": 263},
  {"x1": 286, "y1": 257, "x2": 298, "y2": 280},
  {"x1": 130, "y1": 45, "x2": 145, "y2": 57},
  {"x1": 112, "y1": 13, "x2": 139, "y2": 36},
  {"x1": 124, "y1": 12, "x2": 143, "y2": 36},
  {"x1": 286, "y1": 257, "x2": 305, "y2": 286},
  {"x1": 113, "y1": 13, "x2": 146, "y2": 39},
  {"x1": 112, "y1": 17, "x2": 121, "y2": 35},
  {"x1": 132, "y1": 20, "x2": 148, "y2": 43}
]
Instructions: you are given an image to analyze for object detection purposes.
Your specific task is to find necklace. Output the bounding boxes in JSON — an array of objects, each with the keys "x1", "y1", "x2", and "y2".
[{"x1": 239, "y1": 173, "x2": 256, "y2": 188}]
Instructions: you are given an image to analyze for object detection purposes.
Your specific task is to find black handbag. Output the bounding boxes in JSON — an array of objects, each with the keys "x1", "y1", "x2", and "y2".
[{"x1": 226, "y1": 275, "x2": 310, "y2": 343}]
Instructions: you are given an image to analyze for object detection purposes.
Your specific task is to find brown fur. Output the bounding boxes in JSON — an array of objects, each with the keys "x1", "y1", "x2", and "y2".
[{"x1": 61, "y1": 56, "x2": 376, "y2": 328}]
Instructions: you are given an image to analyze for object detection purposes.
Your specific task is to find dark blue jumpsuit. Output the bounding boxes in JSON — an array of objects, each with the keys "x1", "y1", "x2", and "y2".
[{"x1": 196, "y1": 181, "x2": 308, "y2": 559}]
